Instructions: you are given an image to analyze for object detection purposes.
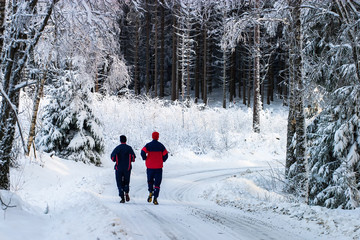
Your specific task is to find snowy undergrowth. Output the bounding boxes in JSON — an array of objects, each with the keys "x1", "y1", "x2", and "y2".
[{"x1": 93, "y1": 94, "x2": 286, "y2": 166}]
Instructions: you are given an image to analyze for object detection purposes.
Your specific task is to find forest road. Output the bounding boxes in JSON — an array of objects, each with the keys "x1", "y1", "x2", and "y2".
[{"x1": 103, "y1": 167, "x2": 307, "y2": 240}]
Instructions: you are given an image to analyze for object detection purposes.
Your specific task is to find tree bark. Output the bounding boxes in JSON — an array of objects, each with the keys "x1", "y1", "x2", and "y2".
[
  {"x1": 253, "y1": 0, "x2": 261, "y2": 133},
  {"x1": 195, "y1": 25, "x2": 201, "y2": 103},
  {"x1": 159, "y1": 0, "x2": 165, "y2": 98},
  {"x1": 203, "y1": 26, "x2": 207, "y2": 104},
  {"x1": 27, "y1": 58, "x2": 50, "y2": 156},
  {"x1": 145, "y1": 0, "x2": 151, "y2": 95},
  {"x1": 285, "y1": 0, "x2": 307, "y2": 197},
  {"x1": 0, "y1": 0, "x2": 5, "y2": 52},
  {"x1": 134, "y1": 16, "x2": 140, "y2": 95},
  {"x1": 229, "y1": 50, "x2": 236, "y2": 103},
  {"x1": 154, "y1": 1, "x2": 158, "y2": 97},
  {"x1": 171, "y1": 7, "x2": 177, "y2": 101},
  {"x1": 222, "y1": 50, "x2": 227, "y2": 109}
]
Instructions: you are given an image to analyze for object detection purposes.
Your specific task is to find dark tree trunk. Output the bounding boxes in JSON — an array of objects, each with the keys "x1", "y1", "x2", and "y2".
[
  {"x1": 134, "y1": 16, "x2": 140, "y2": 95},
  {"x1": 194, "y1": 25, "x2": 201, "y2": 103},
  {"x1": 159, "y1": 0, "x2": 165, "y2": 98},
  {"x1": 171, "y1": 8, "x2": 177, "y2": 101},
  {"x1": 154, "y1": 1, "x2": 158, "y2": 97},
  {"x1": 238, "y1": 47, "x2": 242, "y2": 100},
  {"x1": 203, "y1": 26, "x2": 207, "y2": 104},
  {"x1": 0, "y1": 0, "x2": 5, "y2": 52},
  {"x1": 229, "y1": 51, "x2": 236, "y2": 103},
  {"x1": 267, "y1": 60, "x2": 274, "y2": 105},
  {"x1": 222, "y1": 50, "x2": 227, "y2": 109},
  {"x1": 145, "y1": 0, "x2": 151, "y2": 94}
]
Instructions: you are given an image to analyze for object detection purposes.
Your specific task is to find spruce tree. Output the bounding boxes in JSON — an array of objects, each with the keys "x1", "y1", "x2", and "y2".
[
  {"x1": 308, "y1": 86, "x2": 360, "y2": 209},
  {"x1": 38, "y1": 70, "x2": 104, "y2": 166}
]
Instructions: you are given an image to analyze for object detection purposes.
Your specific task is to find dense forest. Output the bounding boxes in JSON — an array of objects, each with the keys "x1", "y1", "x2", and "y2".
[{"x1": 0, "y1": 0, "x2": 359, "y2": 210}]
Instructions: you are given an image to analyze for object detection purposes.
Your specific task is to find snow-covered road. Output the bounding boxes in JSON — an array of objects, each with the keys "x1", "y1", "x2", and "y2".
[
  {"x1": 102, "y1": 167, "x2": 308, "y2": 240},
  {"x1": 3, "y1": 157, "x2": 331, "y2": 240}
]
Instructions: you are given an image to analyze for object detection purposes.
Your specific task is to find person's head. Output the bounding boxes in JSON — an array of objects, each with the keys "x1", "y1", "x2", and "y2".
[
  {"x1": 152, "y1": 131, "x2": 159, "y2": 140},
  {"x1": 120, "y1": 135, "x2": 127, "y2": 143}
]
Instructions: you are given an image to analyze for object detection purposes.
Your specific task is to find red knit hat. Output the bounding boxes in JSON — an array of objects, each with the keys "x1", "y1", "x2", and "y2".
[{"x1": 152, "y1": 131, "x2": 159, "y2": 140}]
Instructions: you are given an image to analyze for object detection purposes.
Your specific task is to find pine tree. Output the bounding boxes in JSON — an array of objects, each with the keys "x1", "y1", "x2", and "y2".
[
  {"x1": 38, "y1": 70, "x2": 104, "y2": 166},
  {"x1": 308, "y1": 86, "x2": 360, "y2": 209}
]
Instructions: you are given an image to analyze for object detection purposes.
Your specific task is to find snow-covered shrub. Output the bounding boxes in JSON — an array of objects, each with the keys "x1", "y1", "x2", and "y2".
[
  {"x1": 307, "y1": 85, "x2": 360, "y2": 209},
  {"x1": 37, "y1": 70, "x2": 104, "y2": 166}
]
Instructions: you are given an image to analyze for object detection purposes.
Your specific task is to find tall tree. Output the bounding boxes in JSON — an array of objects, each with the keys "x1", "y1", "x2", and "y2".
[
  {"x1": 171, "y1": 1, "x2": 178, "y2": 101},
  {"x1": 145, "y1": 0, "x2": 151, "y2": 94},
  {"x1": 177, "y1": 0, "x2": 196, "y2": 101},
  {"x1": 253, "y1": 0, "x2": 261, "y2": 133},
  {"x1": 285, "y1": 0, "x2": 307, "y2": 196},
  {"x1": 304, "y1": 1, "x2": 360, "y2": 209},
  {"x1": 159, "y1": 0, "x2": 165, "y2": 97},
  {"x1": 154, "y1": 0, "x2": 159, "y2": 97},
  {"x1": 0, "y1": 0, "x2": 57, "y2": 190}
]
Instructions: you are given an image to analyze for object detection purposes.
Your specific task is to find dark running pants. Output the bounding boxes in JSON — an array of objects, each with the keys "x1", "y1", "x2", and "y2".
[
  {"x1": 115, "y1": 170, "x2": 131, "y2": 198},
  {"x1": 147, "y1": 168, "x2": 163, "y2": 198}
]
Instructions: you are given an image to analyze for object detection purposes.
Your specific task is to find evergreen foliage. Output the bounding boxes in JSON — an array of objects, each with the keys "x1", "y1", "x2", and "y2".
[
  {"x1": 38, "y1": 70, "x2": 104, "y2": 166},
  {"x1": 308, "y1": 85, "x2": 360, "y2": 209}
]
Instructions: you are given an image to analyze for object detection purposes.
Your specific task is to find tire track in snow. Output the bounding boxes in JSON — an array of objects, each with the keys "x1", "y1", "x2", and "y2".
[
  {"x1": 162, "y1": 167, "x2": 306, "y2": 240},
  {"x1": 105, "y1": 167, "x2": 311, "y2": 240}
]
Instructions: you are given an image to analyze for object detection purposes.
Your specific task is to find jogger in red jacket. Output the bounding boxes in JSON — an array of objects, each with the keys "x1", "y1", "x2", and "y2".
[{"x1": 141, "y1": 132, "x2": 168, "y2": 205}]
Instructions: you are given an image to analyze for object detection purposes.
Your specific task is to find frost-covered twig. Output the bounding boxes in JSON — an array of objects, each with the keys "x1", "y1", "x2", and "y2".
[
  {"x1": 0, "y1": 83, "x2": 27, "y2": 155},
  {"x1": 0, "y1": 194, "x2": 16, "y2": 210}
]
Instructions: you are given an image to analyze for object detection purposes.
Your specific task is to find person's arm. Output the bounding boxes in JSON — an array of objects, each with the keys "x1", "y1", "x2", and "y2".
[
  {"x1": 141, "y1": 146, "x2": 148, "y2": 160},
  {"x1": 130, "y1": 147, "x2": 136, "y2": 162},
  {"x1": 111, "y1": 148, "x2": 117, "y2": 162},
  {"x1": 162, "y1": 148, "x2": 168, "y2": 162}
]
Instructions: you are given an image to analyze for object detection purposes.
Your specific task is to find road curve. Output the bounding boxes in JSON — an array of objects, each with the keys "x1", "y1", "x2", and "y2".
[{"x1": 104, "y1": 167, "x2": 308, "y2": 240}]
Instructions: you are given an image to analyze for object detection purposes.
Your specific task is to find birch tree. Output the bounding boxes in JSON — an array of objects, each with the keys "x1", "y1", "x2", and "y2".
[
  {"x1": 284, "y1": 0, "x2": 307, "y2": 196},
  {"x1": 0, "y1": 0, "x2": 57, "y2": 190}
]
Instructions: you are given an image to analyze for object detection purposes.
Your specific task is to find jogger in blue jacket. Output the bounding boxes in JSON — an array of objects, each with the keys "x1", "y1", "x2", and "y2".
[{"x1": 111, "y1": 135, "x2": 136, "y2": 203}]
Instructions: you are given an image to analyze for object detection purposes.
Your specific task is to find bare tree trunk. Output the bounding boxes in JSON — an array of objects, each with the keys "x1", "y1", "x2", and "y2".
[
  {"x1": 0, "y1": 0, "x2": 5, "y2": 52},
  {"x1": 154, "y1": 1, "x2": 158, "y2": 97},
  {"x1": 159, "y1": 0, "x2": 165, "y2": 98},
  {"x1": 267, "y1": 61, "x2": 274, "y2": 105},
  {"x1": 194, "y1": 25, "x2": 201, "y2": 103},
  {"x1": 285, "y1": 0, "x2": 307, "y2": 197},
  {"x1": 229, "y1": 50, "x2": 236, "y2": 103},
  {"x1": 134, "y1": 16, "x2": 140, "y2": 95},
  {"x1": 253, "y1": 0, "x2": 261, "y2": 133},
  {"x1": 243, "y1": 53, "x2": 247, "y2": 105},
  {"x1": 176, "y1": 24, "x2": 181, "y2": 100},
  {"x1": 145, "y1": 0, "x2": 150, "y2": 95},
  {"x1": 222, "y1": 50, "x2": 227, "y2": 109},
  {"x1": 26, "y1": 58, "x2": 51, "y2": 155},
  {"x1": 247, "y1": 59, "x2": 251, "y2": 108},
  {"x1": 203, "y1": 26, "x2": 207, "y2": 104},
  {"x1": 238, "y1": 47, "x2": 242, "y2": 100},
  {"x1": 171, "y1": 8, "x2": 177, "y2": 101}
]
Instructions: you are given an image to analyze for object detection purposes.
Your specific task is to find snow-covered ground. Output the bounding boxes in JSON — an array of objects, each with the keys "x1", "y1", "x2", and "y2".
[{"x1": 1, "y1": 94, "x2": 359, "y2": 240}]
